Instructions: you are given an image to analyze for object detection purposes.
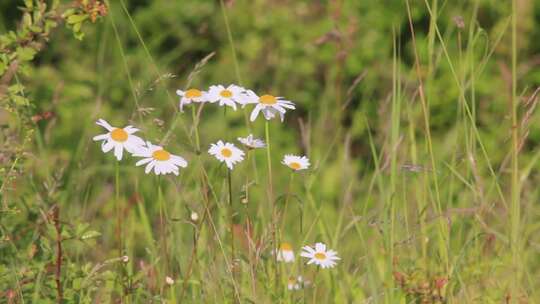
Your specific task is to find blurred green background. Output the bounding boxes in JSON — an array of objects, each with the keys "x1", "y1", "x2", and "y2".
[{"x1": 1, "y1": 0, "x2": 540, "y2": 302}]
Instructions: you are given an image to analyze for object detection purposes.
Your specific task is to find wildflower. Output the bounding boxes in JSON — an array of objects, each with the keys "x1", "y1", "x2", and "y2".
[
  {"x1": 165, "y1": 276, "x2": 175, "y2": 285},
  {"x1": 190, "y1": 211, "x2": 199, "y2": 222},
  {"x1": 176, "y1": 88, "x2": 208, "y2": 112},
  {"x1": 133, "y1": 141, "x2": 188, "y2": 176},
  {"x1": 275, "y1": 242, "x2": 295, "y2": 263},
  {"x1": 282, "y1": 155, "x2": 310, "y2": 171},
  {"x1": 92, "y1": 118, "x2": 145, "y2": 161},
  {"x1": 241, "y1": 90, "x2": 295, "y2": 122},
  {"x1": 288, "y1": 276, "x2": 309, "y2": 291},
  {"x1": 208, "y1": 140, "x2": 245, "y2": 170},
  {"x1": 121, "y1": 255, "x2": 130, "y2": 263},
  {"x1": 207, "y1": 84, "x2": 246, "y2": 110},
  {"x1": 300, "y1": 242, "x2": 340, "y2": 269},
  {"x1": 237, "y1": 134, "x2": 266, "y2": 149}
]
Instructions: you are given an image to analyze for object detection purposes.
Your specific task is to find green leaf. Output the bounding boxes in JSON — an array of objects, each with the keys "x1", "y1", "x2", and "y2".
[
  {"x1": 29, "y1": 25, "x2": 42, "y2": 33},
  {"x1": 24, "y1": 0, "x2": 33, "y2": 9},
  {"x1": 8, "y1": 84, "x2": 25, "y2": 94},
  {"x1": 67, "y1": 14, "x2": 88, "y2": 25},
  {"x1": 11, "y1": 95, "x2": 29, "y2": 106},
  {"x1": 22, "y1": 13, "x2": 32, "y2": 28},
  {"x1": 16, "y1": 47, "x2": 37, "y2": 61},
  {"x1": 0, "y1": 61, "x2": 6, "y2": 75},
  {"x1": 81, "y1": 230, "x2": 101, "y2": 240}
]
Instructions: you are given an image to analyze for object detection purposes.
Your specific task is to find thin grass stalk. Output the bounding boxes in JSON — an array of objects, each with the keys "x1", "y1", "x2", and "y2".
[
  {"x1": 219, "y1": 0, "x2": 252, "y2": 131},
  {"x1": 279, "y1": 172, "x2": 295, "y2": 233},
  {"x1": 510, "y1": 0, "x2": 521, "y2": 300},
  {"x1": 157, "y1": 177, "x2": 170, "y2": 285},
  {"x1": 114, "y1": 161, "x2": 126, "y2": 300},
  {"x1": 387, "y1": 26, "x2": 401, "y2": 303},
  {"x1": 405, "y1": 0, "x2": 449, "y2": 275},
  {"x1": 244, "y1": 150, "x2": 257, "y2": 296},
  {"x1": 264, "y1": 121, "x2": 279, "y2": 292},
  {"x1": 227, "y1": 168, "x2": 236, "y2": 302},
  {"x1": 191, "y1": 105, "x2": 201, "y2": 153}
]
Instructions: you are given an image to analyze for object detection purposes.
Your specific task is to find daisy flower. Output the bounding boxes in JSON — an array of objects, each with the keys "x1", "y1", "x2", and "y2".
[
  {"x1": 176, "y1": 88, "x2": 208, "y2": 112},
  {"x1": 275, "y1": 242, "x2": 295, "y2": 263},
  {"x1": 300, "y1": 242, "x2": 340, "y2": 269},
  {"x1": 207, "y1": 84, "x2": 246, "y2": 110},
  {"x1": 241, "y1": 90, "x2": 295, "y2": 122},
  {"x1": 92, "y1": 118, "x2": 145, "y2": 161},
  {"x1": 208, "y1": 140, "x2": 245, "y2": 170},
  {"x1": 237, "y1": 134, "x2": 266, "y2": 149},
  {"x1": 133, "y1": 141, "x2": 188, "y2": 176},
  {"x1": 282, "y1": 154, "x2": 310, "y2": 171}
]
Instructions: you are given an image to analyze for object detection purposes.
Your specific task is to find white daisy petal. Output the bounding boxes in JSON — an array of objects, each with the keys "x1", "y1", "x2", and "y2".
[
  {"x1": 145, "y1": 161, "x2": 155, "y2": 174},
  {"x1": 136, "y1": 158, "x2": 153, "y2": 166},
  {"x1": 93, "y1": 134, "x2": 108, "y2": 141},
  {"x1": 101, "y1": 140, "x2": 114, "y2": 153},
  {"x1": 114, "y1": 144, "x2": 123, "y2": 161}
]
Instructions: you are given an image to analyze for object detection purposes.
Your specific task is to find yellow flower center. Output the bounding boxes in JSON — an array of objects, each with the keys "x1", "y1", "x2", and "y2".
[
  {"x1": 152, "y1": 149, "x2": 171, "y2": 161},
  {"x1": 110, "y1": 128, "x2": 128, "y2": 142},
  {"x1": 185, "y1": 89, "x2": 202, "y2": 99},
  {"x1": 280, "y1": 243, "x2": 292, "y2": 251},
  {"x1": 221, "y1": 148, "x2": 232, "y2": 158},
  {"x1": 259, "y1": 94, "x2": 277, "y2": 105},
  {"x1": 314, "y1": 252, "x2": 327, "y2": 260},
  {"x1": 289, "y1": 162, "x2": 301, "y2": 170},
  {"x1": 220, "y1": 90, "x2": 233, "y2": 98}
]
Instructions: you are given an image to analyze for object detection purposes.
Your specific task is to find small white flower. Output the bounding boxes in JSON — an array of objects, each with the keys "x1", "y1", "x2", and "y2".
[
  {"x1": 275, "y1": 242, "x2": 295, "y2": 263},
  {"x1": 176, "y1": 88, "x2": 208, "y2": 112},
  {"x1": 282, "y1": 155, "x2": 310, "y2": 171},
  {"x1": 240, "y1": 90, "x2": 295, "y2": 122},
  {"x1": 92, "y1": 118, "x2": 145, "y2": 161},
  {"x1": 133, "y1": 141, "x2": 188, "y2": 176},
  {"x1": 300, "y1": 242, "x2": 340, "y2": 269},
  {"x1": 287, "y1": 276, "x2": 309, "y2": 291},
  {"x1": 190, "y1": 211, "x2": 199, "y2": 222},
  {"x1": 207, "y1": 84, "x2": 246, "y2": 110},
  {"x1": 121, "y1": 255, "x2": 129, "y2": 263},
  {"x1": 237, "y1": 134, "x2": 266, "y2": 149},
  {"x1": 208, "y1": 140, "x2": 245, "y2": 170},
  {"x1": 165, "y1": 276, "x2": 175, "y2": 285}
]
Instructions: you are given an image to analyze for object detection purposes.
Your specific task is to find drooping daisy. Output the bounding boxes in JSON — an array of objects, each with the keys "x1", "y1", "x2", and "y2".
[
  {"x1": 282, "y1": 155, "x2": 310, "y2": 171},
  {"x1": 237, "y1": 134, "x2": 266, "y2": 149},
  {"x1": 176, "y1": 88, "x2": 208, "y2": 112},
  {"x1": 241, "y1": 90, "x2": 295, "y2": 122},
  {"x1": 275, "y1": 242, "x2": 295, "y2": 263},
  {"x1": 208, "y1": 140, "x2": 245, "y2": 170},
  {"x1": 132, "y1": 141, "x2": 188, "y2": 176},
  {"x1": 300, "y1": 242, "x2": 340, "y2": 269},
  {"x1": 92, "y1": 118, "x2": 145, "y2": 161},
  {"x1": 207, "y1": 84, "x2": 246, "y2": 110}
]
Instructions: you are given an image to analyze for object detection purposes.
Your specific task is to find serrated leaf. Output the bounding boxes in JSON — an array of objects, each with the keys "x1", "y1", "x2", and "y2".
[{"x1": 16, "y1": 47, "x2": 36, "y2": 61}]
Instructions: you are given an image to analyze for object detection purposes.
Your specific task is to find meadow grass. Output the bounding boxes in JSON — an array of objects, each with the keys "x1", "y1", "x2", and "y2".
[{"x1": 1, "y1": 0, "x2": 539, "y2": 303}]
